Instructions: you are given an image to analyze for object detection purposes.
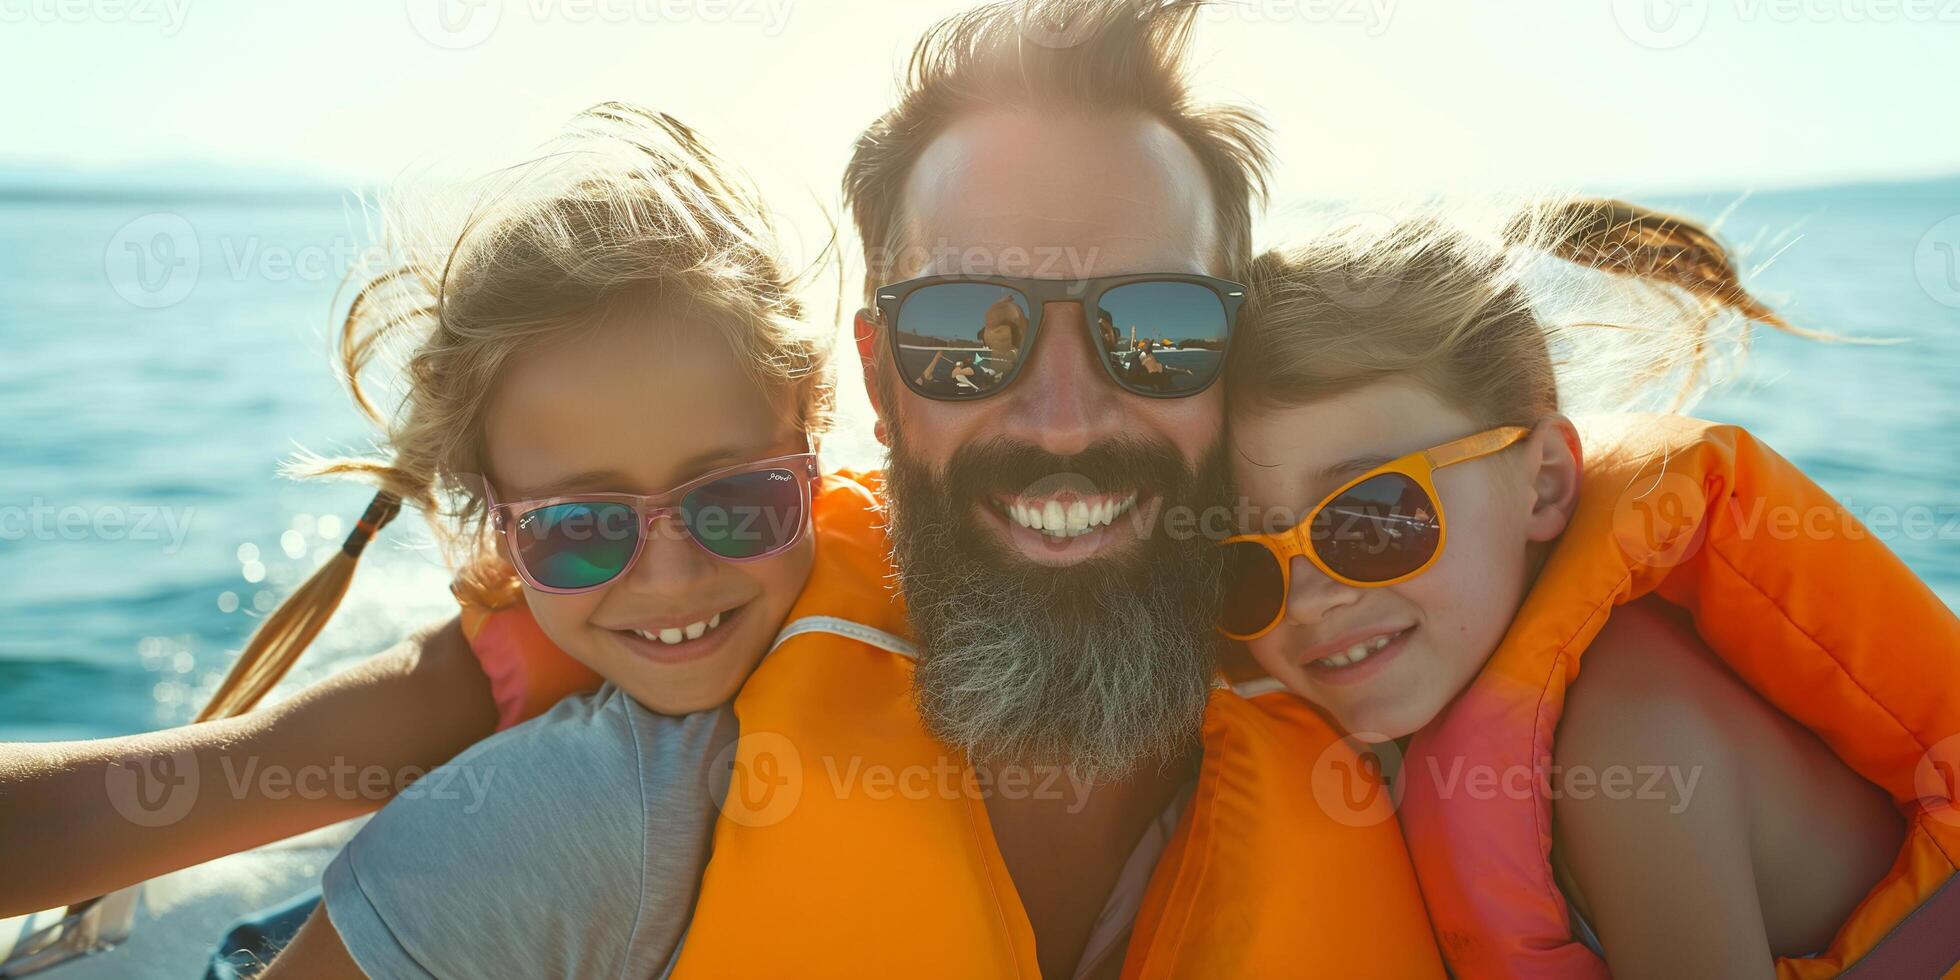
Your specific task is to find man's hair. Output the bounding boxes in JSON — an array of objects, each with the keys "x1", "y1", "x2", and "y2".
[{"x1": 844, "y1": 0, "x2": 1272, "y2": 297}]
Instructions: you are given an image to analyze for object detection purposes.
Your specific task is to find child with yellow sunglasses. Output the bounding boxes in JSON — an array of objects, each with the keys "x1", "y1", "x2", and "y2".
[{"x1": 1220, "y1": 200, "x2": 1955, "y2": 979}]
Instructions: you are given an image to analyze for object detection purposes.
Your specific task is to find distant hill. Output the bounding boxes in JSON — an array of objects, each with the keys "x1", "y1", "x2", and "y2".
[
  {"x1": 1647, "y1": 171, "x2": 1960, "y2": 208},
  {"x1": 0, "y1": 161, "x2": 368, "y2": 205}
]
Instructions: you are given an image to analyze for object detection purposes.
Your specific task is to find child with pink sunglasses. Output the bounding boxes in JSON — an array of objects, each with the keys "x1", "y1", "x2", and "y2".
[{"x1": 1, "y1": 103, "x2": 866, "y2": 976}]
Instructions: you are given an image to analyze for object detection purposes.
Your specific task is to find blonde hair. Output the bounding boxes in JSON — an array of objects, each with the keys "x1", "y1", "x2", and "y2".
[
  {"x1": 844, "y1": 0, "x2": 1271, "y2": 295},
  {"x1": 197, "y1": 103, "x2": 832, "y2": 720},
  {"x1": 1230, "y1": 196, "x2": 1817, "y2": 429}
]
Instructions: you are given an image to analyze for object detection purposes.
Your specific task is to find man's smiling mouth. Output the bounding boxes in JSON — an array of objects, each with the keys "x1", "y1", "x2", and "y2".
[{"x1": 991, "y1": 490, "x2": 1139, "y2": 539}]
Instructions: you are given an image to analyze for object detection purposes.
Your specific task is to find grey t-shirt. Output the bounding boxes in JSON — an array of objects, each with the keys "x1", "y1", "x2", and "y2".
[{"x1": 321, "y1": 685, "x2": 736, "y2": 980}]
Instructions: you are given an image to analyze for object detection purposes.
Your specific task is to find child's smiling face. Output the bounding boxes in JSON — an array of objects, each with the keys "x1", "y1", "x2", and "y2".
[
  {"x1": 1229, "y1": 379, "x2": 1577, "y2": 739},
  {"x1": 483, "y1": 313, "x2": 815, "y2": 714}
]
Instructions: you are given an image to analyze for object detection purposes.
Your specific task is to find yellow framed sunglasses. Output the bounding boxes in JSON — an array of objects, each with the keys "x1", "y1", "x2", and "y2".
[{"x1": 1218, "y1": 426, "x2": 1530, "y2": 641}]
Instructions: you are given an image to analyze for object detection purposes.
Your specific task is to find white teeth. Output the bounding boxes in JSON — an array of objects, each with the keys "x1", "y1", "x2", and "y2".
[
  {"x1": 1315, "y1": 631, "x2": 1401, "y2": 669},
  {"x1": 1002, "y1": 492, "x2": 1142, "y2": 539},
  {"x1": 632, "y1": 610, "x2": 730, "y2": 647}
]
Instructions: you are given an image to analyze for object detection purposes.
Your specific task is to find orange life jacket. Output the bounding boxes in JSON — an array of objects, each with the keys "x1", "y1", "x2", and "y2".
[
  {"x1": 1398, "y1": 415, "x2": 1960, "y2": 979},
  {"x1": 461, "y1": 471, "x2": 1445, "y2": 977}
]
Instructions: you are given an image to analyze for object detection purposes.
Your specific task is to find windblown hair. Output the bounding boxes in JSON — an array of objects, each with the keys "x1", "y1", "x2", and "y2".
[
  {"x1": 197, "y1": 103, "x2": 832, "y2": 720},
  {"x1": 844, "y1": 0, "x2": 1272, "y2": 294},
  {"x1": 1231, "y1": 197, "x2": 1815, "y2": 428}
]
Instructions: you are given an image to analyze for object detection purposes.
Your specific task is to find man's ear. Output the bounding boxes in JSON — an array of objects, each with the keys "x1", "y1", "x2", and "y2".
[
  {"x1": 854, "y1": 308, "x2": 891, "y2": 447},
  {"x1": 1523, "y1": 414, "x2": 1583, "y2": 543}
]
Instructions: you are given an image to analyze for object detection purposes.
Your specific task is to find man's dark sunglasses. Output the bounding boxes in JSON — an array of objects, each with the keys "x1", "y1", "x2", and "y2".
[{"x1": 872, "y1": 273, "x2": 1246, "y2": 401}]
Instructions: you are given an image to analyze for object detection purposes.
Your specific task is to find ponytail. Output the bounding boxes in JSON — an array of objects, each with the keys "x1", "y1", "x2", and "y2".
[
  {"x1": 1507, "y1": 197, "x2": 1830, "y2": 407},
  {"x1": 193, "y1": 490, "x2": 402, "y2": 722},
  {"x1": 1516, "y1": 198, "x2": 1789, "y2": 326},
  {"x1": 1235, "y1": 193, "x2": 1840, "y2": 428}
]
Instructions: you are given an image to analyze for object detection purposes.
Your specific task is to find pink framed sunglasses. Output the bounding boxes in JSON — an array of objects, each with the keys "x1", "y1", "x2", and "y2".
[{"x1": 484, "y1": 452, "x2": 819, "y2": 594}]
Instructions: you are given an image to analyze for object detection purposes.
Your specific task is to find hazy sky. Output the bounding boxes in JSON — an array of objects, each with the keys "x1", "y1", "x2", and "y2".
[{"x1": 5, "y1": 0, "x2": 1957, "y2": 209}]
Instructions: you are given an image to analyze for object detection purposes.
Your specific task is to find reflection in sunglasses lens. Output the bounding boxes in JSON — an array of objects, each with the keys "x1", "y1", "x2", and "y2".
[
  {"x1": 894, "y1": 284, "x2": 1031, "y2": 399},
  {"x1": 681, "y1": 468, "x2": 806, "y2": 559},
  {"x1": 1309, "y1": 473, "x2": 1441, "y2": 583},
  {"x1": 514, "y1": 501, "x2": 640, "y2": 590},
  {"x1": 1095, "y1": 281, "x2": 1227, "y2": 396}
]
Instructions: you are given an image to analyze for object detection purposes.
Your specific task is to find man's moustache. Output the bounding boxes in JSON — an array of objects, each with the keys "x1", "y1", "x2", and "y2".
[{"x1": 939, "y1": 435, "x2": 1193, "y2": 503}]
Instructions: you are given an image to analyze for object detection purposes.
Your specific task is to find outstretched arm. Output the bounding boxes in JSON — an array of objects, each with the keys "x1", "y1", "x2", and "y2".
[
  {"x1": 0, "y1": 618, "x2": 497, "y2": 916},
  {"x1": 916, "y1": 350, "x2": 945, "y2": 383}
]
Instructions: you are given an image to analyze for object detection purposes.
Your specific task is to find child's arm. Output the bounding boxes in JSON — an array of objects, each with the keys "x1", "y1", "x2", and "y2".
[
  {"x1": 1551, "y1": 604, "x2": 1776, "y2": 980},
  {"x1": 258, "y1": 907, "x2": 365, "y2": 980},
  {"x1": 0, "y1": 617, "x2": 497, "y2": 916}
]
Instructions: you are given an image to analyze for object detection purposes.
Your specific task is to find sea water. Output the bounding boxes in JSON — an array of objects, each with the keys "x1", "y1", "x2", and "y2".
[{"x1": 1, "y1": 176, "x2": 1956, "y2": 741}]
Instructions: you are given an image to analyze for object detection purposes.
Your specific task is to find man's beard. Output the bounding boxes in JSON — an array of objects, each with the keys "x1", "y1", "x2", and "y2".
[{"x1": 884, "y1": 422, "x2": 1230, "y2": 785}]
